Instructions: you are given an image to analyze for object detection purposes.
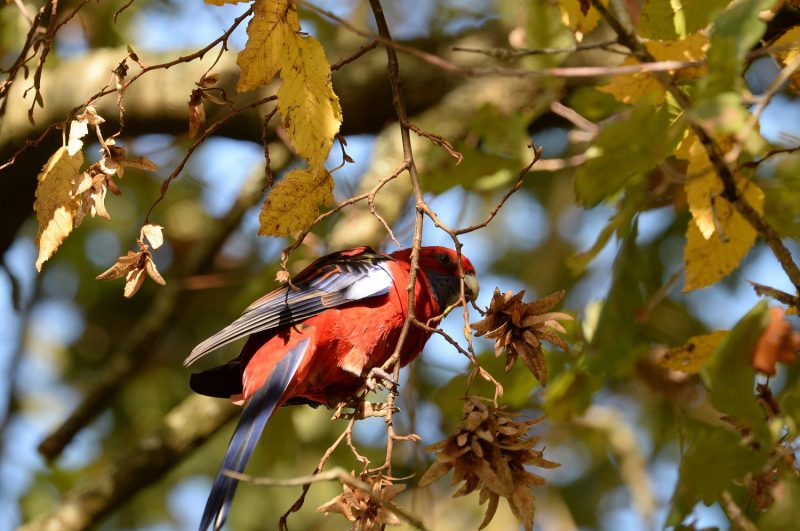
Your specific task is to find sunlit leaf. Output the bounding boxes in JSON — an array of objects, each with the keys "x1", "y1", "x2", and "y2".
[
  {"x1": 34, "y1": 146, "x2": 85, "y2": 271},
  {"x1": 683, "y1": 177, "x2": 764, "y2": 291},
  {"x1": 558, "y1": 0, "x2": 607, "y2": 35},
  {"x1": 236, "y1": 0, "x2": 300, "y2": 92},
  {"x1": 597, "y1": 35, "x2": 708, "y2": 105},
  {"x1": 258, "y1": 166, "x2": 333, "y2": 236},
  {"x1": 277, "y1": 35, "x2": 342, "y2": 165},
  {"x1": 658, "y1": 330, "x2": 728, "y2": 374},
  {"x1": 638, "y1": 0, "x2": 731, "y2": 40}
]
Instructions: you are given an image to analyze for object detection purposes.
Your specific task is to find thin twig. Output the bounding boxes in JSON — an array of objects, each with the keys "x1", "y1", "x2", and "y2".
[
  {"x1": 144, "y1": 95, "x2": 277, "y2": 223},
  {"x1": 278, "y1": 418, "x2": 354, "y2": 529},
  {"x1": 727, "y1": 50, "x2": 800, "y2": 165},
  {"x1": 331, "y1": 40, "x2": 379, "y2": 71},
  {"x1": 453, "y1": 39, "x2": 623, "y2": 58},
  {"x1": 720, "y1": 490, "x2": 759, "y2": 531},
  {"x1": 300, "y1": 0, "x2": 701, "y2": 79},
  {"x1": 231, "y1": 467, "x2": 429, "y2": 531},
  {"x1": 550, "y1": 101, "x2": 599, "y2": 133},
  {"x1": 1, "y1": 5, "x2": 254, "y2": 173},
  {"x1": 38, "y1": 161, "x2": 274, "y2": 461},
  {"x1": 368, "y1": 0, "x2": 426, "y2": 483}
]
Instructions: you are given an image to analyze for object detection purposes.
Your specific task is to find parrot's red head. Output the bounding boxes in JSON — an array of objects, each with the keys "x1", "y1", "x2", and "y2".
[{"x1": 391, "y1": 246, "x2": 479, "y2": 309}]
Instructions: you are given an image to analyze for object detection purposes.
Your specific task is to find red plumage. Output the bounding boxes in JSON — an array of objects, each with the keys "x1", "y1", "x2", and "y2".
[{"x1": 187, "y1": 246, "x2": 478, "y2": 530}]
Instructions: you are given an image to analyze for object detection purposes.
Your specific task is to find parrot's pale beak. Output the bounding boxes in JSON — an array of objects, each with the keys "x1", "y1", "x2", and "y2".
[{"x1": 464, "y1": 273, "x2": 480, "y2": 302}]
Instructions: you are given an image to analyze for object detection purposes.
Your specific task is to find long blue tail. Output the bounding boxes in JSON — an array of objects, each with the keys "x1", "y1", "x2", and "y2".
[{"x1": 199, "y1": 339, "x2": 310, "y2": 531}]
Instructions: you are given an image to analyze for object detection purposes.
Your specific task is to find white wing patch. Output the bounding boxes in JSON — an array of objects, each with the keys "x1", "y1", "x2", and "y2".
[{"x1": 343, "y1": 264, "x2": 393, "y2": 301}]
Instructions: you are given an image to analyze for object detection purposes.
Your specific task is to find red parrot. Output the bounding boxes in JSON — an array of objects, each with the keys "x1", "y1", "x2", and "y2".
[{"x1": 185, "y1": 246, "x2": 478, "y2": 530}]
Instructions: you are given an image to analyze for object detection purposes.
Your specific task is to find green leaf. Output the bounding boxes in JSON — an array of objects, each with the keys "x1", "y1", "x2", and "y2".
[
  {"x1": 638, "y1": 0, "x2": 731, "y2": 40},
  {"x1": 567, "y1": 197, "x2": 637, "y2": 273},
  {"x1": 699, "y1": 0, "x2": 773, "y2": 98},
  {"x1": 543, "y1": 367, "x2": 598, "y2": 421},
  {"x1": 574, "y1": 102, "x2": 684, "y2": 206},
  {"x1": 667, "y1": 426, "x2": 769, "y2": 525},
  {"x1": 586, "y1": 221, "x2": 648, "y2": 375},
  {"x1": 423, "y1": 103, "x2": 529, "y2": 194},
  {"x1": 703, "y1": 300, "x2": 770, "y2": 440},
  {"x1": 523, "y1": 0, "x2": 573, "y2": 68}
]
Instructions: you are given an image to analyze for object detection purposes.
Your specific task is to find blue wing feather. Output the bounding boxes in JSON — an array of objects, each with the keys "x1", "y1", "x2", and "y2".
[
  {"x1": 198, "y1": 338, "x2": 310, "y2": 531},
  {"x1": 185, "y1": 248, "x2": 393, "y2": 366}
]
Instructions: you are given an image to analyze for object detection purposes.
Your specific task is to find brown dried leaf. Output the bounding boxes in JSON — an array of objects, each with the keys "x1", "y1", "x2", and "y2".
[
  {"x1": 144, "y1": 256, "x2": 166, "y2": 285},
  {"x1": 201, "y1": 89, "x2": 229, "y2": 105},
  {"x1": 91, "y1": 185, "x2": 111, "y2": 220},
  {"x1": 472, "y1": 288, "x2": 571, "y2": 385},
  {"x1": 318, "y1": 475, "x2": 403, "y2": 530},
  {"x1": 508, "y1": 485, "x2": 535, "y2": 531},
  {"x1": 518, "y1": 343, "x2": 548, "y2": 385},
  {"x1": 95, "y1": 251, "x2": 142, "y2": 281},
  {"x1": 753, "y1": 307, "x2": 800, "y2": 375},
  {"x1": 188, "y1": 90, "x2": 206, "y2": 139},
  {"x1": 199, "y1": 72, "x2": 221, "y2": 88},
  {"x1": 421, "y1": 397, "x2": 557, "y2": 531},
  {"x1": 418, "y1": 459, "x2": 452, "y2": 487},
  {"x1": 140, "y1": 224, "x2": 164, "y2": 249},
  {"x1": 524, "y1": 290, "x2": 565, "y2": 315},
  {"x1": 124, "y1": 267, "x2": 146, "y2": 298},
  {"x1": 478, "y1": 488, "x2": 500, "y2": 530},
  {"x1": 121, "y1": 154, "x2": 158, "y2": 172}
]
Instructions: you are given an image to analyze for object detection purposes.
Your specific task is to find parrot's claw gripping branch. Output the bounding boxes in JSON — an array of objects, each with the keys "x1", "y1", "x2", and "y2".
[
  {"x1": 333, "y1": 400, "x2": 399, "y2": 421},
  {"x1": 364, "y1": 366, "x2": 399, "y2": 393}
]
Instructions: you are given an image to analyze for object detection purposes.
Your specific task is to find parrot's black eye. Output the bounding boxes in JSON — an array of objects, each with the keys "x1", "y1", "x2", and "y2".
[{"x1": 438, "y1": 253, "x2": 451, "y2": 265}]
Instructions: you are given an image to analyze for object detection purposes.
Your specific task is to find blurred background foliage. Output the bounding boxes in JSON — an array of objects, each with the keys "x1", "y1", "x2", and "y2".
[{"x1": 1, "y1": 0, "x2": 800, "y2": 530}]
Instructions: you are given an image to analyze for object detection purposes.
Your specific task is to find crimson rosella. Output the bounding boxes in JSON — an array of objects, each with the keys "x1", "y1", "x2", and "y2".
[{"x1": 185, "y1": 246, "x2": 478, "y2": 530}]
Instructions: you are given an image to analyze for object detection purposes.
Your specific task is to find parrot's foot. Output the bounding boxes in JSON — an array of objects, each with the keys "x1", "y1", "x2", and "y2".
[{"x1": 364, "y1": 367, "x2": 398, "y2": 392}]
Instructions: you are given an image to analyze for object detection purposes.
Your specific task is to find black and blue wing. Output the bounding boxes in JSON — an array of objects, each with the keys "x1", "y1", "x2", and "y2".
[{"x1": 184, "y1": 247, "x2": 394, "y2": 366}]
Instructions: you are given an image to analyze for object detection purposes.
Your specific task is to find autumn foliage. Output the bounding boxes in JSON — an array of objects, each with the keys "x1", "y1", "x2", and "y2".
[{"x1": 3, "y1": 0, "x2": 800, "y2": 530}]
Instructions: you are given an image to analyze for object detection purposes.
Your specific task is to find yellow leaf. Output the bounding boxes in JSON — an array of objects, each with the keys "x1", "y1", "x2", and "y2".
[
  {"x1": 771, "y1": 26, "x2": 800, "y2": 94},
  {"x1": 277, "y1": 35, "x2": 342, "y2": 165},
  {"x1": 559, "y1": 0, "x2": 606, "y2": 35},
  {"x1": 646, "y1": 33, "x2": 708, "y2": 80},
  {"x1": 34, "y1": 147, "x2": 85, "y2": 271},
  {"x1": 258, "y1": 166, "x2": 333, "y2": 236},
  {"x1": 236, "y1": 0, "x2": 300, "y2": 92},
  {"x1": 683, "y1": 176, "x2": 764, "y2": 292},
  {"x1": 597, "y1": 58, "x2": 665, "y2": 104},
  {"x1": 597, "y1": 34, "x2": 708, "y2": 104},
  {"x1": 658, "y1": 330, "x2": 728, "y2": 373},
  {"x1": 684, "y1": 135, "x2": 734, "y2": 238},
  {"x1": 673, "y1": 129, "x2": 696, "y2": 161},
  {"x1": 205, "y1": 0, "x2": 248, "y2": 4}
]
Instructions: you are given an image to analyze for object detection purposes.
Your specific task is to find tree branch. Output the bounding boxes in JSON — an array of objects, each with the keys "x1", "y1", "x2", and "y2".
[
  {"x1": 21, "y1": 395, "x2": 238, "y2": 531},
  {"x1": 37, "y1": 165, "x2": 272, "y2": 461},
  {"x1": 591, "y1": 0, "x2": 800, "y2": 295}
]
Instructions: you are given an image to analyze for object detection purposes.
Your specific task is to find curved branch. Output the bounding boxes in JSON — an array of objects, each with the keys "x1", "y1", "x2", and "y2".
[{"x1": 22, "y1": 395, "x2": 238, "y2": 531}]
